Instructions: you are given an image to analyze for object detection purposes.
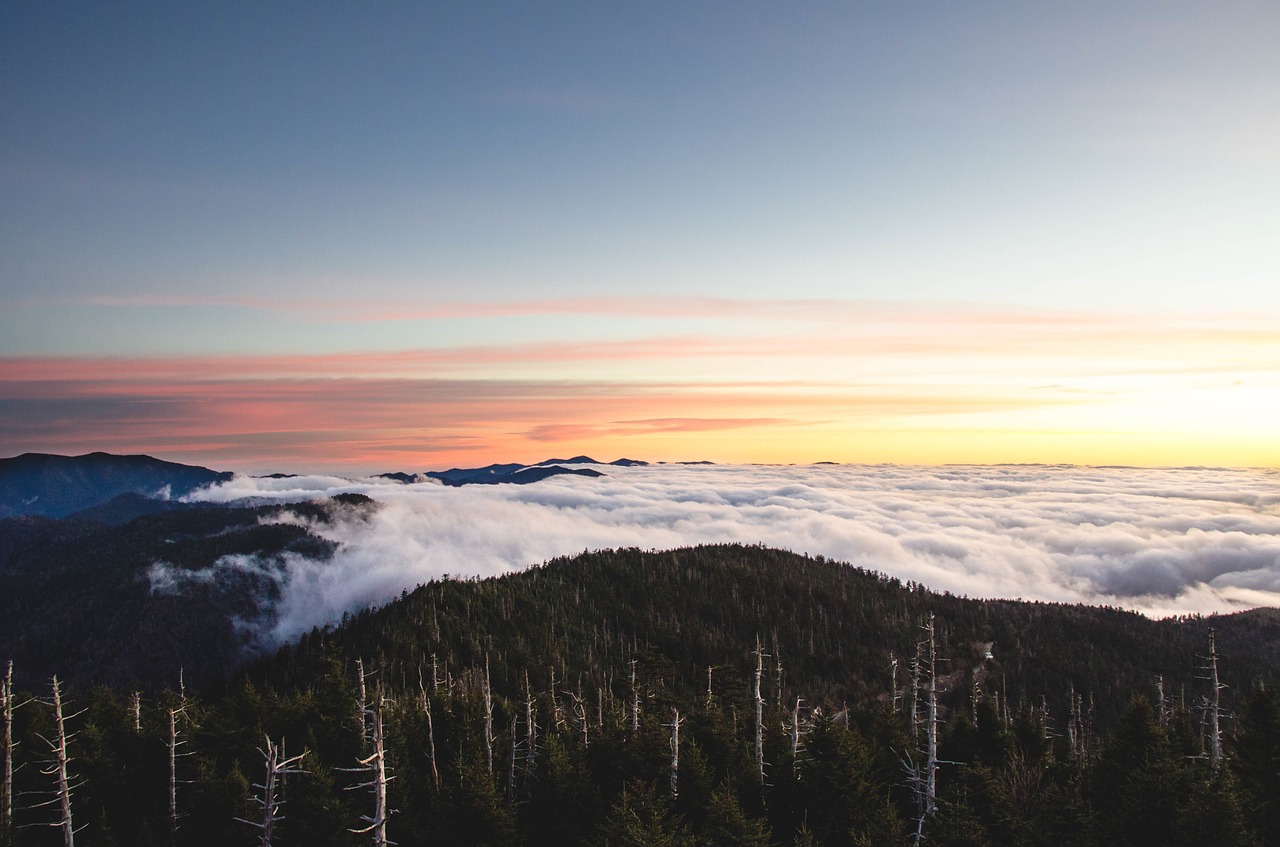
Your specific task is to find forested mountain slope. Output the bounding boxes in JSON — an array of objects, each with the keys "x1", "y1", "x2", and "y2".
[
  {"x1": 0, "y1": 496, "x2": 368, "y2": 690},
  {"x1": 4, "y1": 544, "x2": 1277, "y2": 847},
  {"x1": 259, "y1": 544, "x2": 1273, "y2": 726}
]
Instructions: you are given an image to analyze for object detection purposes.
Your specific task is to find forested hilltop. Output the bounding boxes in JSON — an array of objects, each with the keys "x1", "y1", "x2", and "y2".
[{"x1": 4, "y1": 544, "x2": 1279, "y2": 846}]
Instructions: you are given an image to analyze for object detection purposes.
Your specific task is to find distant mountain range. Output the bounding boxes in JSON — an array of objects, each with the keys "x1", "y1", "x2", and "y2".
[
  {"x1": 421, "y1": 455, "x2": 643, "y2": 486},
  {"x1": 417, "y1": 455, "x2": 645, "y2": 488},
  {"x1": 0, "y1": 452, "x2": 234, "y2": 519},
  {"x1": 0, "y1": 452, "x2": 650, "y2": 519}
]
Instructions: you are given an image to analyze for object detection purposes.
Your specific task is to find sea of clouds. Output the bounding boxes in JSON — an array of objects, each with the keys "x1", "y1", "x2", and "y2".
[{"x1": 184, "y1": 464, "x2": 1280, "y2": 645}]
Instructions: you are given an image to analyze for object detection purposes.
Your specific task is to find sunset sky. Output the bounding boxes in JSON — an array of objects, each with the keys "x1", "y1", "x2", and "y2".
[{"x1": 3, "y1": 2, "x2": 1277, "y2": 473}]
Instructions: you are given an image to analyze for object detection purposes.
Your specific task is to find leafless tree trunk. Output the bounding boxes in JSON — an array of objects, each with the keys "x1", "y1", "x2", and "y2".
[
  {"x1": 36, "y1": 677, "x2": 81, "y2": 847},
  {"x1": 348, "y1": 689, "x2": 393, "y2": 846},
  {"x1": 906, "y1": 615, "x2": 940, "y2": 847},
  {"x1": 130, "y1": 690, "x2": 142, "y2": 733},
  {"x1": 2, "y1": 661, "x2": 14, "y2": 834},
  {"x1": 483, "y1": 657, "x2": 495, "y2": 774},
  {"x1": 1202, "y1": 629, "x2": 1226, "y2": 768},
  {"x1": 549, "y1": 667, "x2": 564, "y2": 732},
  {"x1": 237, "y1": 736, "x2": 307, "y2": 847},
  {"x1": 791, "y1": 697, "x2": 806, "y2": 758},
  {"x1": 629, "y1": 660, "x2": 640, "y2": 733},
  {"x1": 168, "y1": 706, "x2": 189, "y2": 845},
  {"x1": 774, "y1": 644, "x2": 784, "y2": 708},
  {"x1": 924, "y1": 615, "x2": 938, "y2": 822},
  {"x1": 570, "y1": 686, "x2": 589, "y2": 749},
  {"x1": 424, "y1": 697, "x2": 440, "y2": 790},
  {"x1": 524, "y1": 672, "x2": 538, "y2": 771},
  {"x1": 909, "y1": 644, "x2": 921, "y2": 745},
  {"x1": 667, "y1": 708, "x2": 684, "y2": 801},
  {"x1": 355, "y1": 659, "x2": 370, "y2": 751},
  {"x1": 889, "y1": 654, "x2": 901, "y2": 718},
  {"x1": 754, "y1": 638, "x2": 768, "y2": 784}
]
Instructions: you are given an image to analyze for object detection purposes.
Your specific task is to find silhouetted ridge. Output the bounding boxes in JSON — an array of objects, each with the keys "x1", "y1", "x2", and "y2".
[{"x1": 0, "y1": 451, "x2": 233, "y2": 518}]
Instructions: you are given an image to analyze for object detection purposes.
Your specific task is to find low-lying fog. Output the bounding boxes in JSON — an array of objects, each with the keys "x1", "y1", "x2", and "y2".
[{"x1": 185, "y1": 463, "x2": 1280, "y2": 644}]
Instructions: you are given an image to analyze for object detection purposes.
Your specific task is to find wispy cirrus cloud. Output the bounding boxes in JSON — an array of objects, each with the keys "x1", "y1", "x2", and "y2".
[{"x1": 522, "y1": 417, "x2": 801, "y2": 442}]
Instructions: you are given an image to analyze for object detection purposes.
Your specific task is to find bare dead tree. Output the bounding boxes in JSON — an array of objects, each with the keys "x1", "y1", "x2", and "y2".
[
  {"x1": 31, "y1": 677, "x2": 84, "y2": 847},
  {"x1": 754, "y1": 638, "x2": 769, "y2": 784},
  {"x1": 569, "y1": 686, "x2": 589, "y2": 749},
  {"x1": 2, "y1": 661, "x2": 27, "y2": 837},
  {"x1": 909, "y1": 644, "x2": 921, "y2": 745},
  {"x1": 424, "y1": 698, "x2": 440, "y2": 791},
  {"x1": 706, "y1": 666, "x2": 714, "y2": 709},
  {"x1": 167, "y1": 705, "x2": 194, "y2": 845},
  {"x1": 666, "y1": 708, "x2": 684, "y2": 801},
  {"x1": 629, "y1": 660, "x2": 640, "y2": 734},
  {"x1": 1155, "y1": 675, "x2": 1170, "y2": 727},
  {"x1": 414, "y1": 665, "x2": 439, "y2": 789},
  {"x1": 483, "y1": 657, "x2": 495, "y2": 773},
  {"x1": 775, "y1": 647, "x2": 784, "y2": 709},
  {"x1": 923, "y1": 615, "x2": 939, "y2": 838},
  {"x1": 347, "y1": 686, "x2": 394, "y2": 846},
  {"x1": 1198, "y1": 629, "x2": 1227, "y2": 769},
  {"x1": 129, "y1": 691, "x2": 142, "y2": 733},
  {"x1": 889, "y1": 654, "x2": 902, "y2": 718},
  {"x1": 355, "y1": 659, "x2": 371, "y2": 752},
  {"x1": 523, "y1": 672, "x2": 539, "y2": 773},
  {"x1": 3, "y1": 662, "x2": 16, "y2": 834},
  {"x1": 549, "y1": 667, "x2": 565, "y2": 732},
  {"x1": 790, "y1": 697, "x2": 806, "y2": 758},
  {"x1": 236, "y1": 736, "x2": 307, "y2": 847},
  {"x1": 902, "y1": 614, "x2": 942, "y2": 847}
]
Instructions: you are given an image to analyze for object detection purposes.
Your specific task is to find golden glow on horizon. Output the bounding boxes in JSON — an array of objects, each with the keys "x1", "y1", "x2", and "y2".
[{"x1": 2, "y1": 302, "x2": 1276, "y2": 473}]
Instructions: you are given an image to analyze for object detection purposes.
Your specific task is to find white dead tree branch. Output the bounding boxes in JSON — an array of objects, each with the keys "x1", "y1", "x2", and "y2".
[
  {"x1": 790, "y1": 697, "x2": 806, "y2": 758},
  {"x1": 167, "y1": 705, "x2": 194, "y2": 845},
  {"x1": 1197, "y1": 628, "x2": 1227, "y2": 769},
  {"x1": 754, "y1": 638, "x2": 770, "y2": 785},
  {"x1": 355, "y1": 659, "x2": 373, "y2": 752},
  {"x1": 236, "y1": 736, "x2": 308, "y2": 847},
  {"x1": 569, "y1": 686, "x2": 589, "y2": 749},
  {"x1": 629, "y1": 660, "x2": 640, "y2": 734},
  {"x1": 483, "y1": 657, "x2": 495, "y2": 772},
  {"x1": 346, "y1": 686, "x2": 395, "y2": 846},
  {"x1": 1155, "y1": 675, "x2": 1170, "y2": 728},
  {"x1": 2, "y1": 660, "x2": 25, "y2": 834},
  {"x1": 889, "y1": 654, "x2": 902, "y2": 719},
  {"x1": 665, "y1": 708, "x2": 684, "y2": 801},
  {"x1": 416, "y1": 668, "x2": 440, "y2": 789},
  {"x1": 902, "y1": 614, "x2": 942, "y2": 847},
  {"x1": 30, "y1": 677, "x2": 85, "y2": 847},
  {"x1": 523, "y1": 672, "x2": 539, "y2": 774}
]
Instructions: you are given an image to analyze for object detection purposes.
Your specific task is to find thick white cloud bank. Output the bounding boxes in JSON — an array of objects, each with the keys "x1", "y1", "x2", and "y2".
[{"x1": 187, "y1": 464, "x2": 1280, "y2": 644}]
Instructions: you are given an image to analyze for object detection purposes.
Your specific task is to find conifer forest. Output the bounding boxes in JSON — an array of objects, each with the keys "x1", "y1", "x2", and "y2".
[{"x1": 4, "y1": 544, "x2": 1280, "y2": 847}]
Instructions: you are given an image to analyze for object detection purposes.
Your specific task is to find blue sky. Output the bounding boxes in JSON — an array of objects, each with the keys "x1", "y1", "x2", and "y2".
[{"x1": 2, "y1": 2, "x2": 1277, "y2": 469}]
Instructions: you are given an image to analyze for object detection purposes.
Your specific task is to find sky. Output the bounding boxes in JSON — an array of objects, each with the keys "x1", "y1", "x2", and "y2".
[
  {"x1": 172, "y1": 464, "x2": 1280, "y2": 640},
  {"x1": 2, "y1": 2, "x2": 1278, "y2": 472}
]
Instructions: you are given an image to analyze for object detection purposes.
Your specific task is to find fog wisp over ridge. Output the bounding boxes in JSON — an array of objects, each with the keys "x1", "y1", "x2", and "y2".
[{"x1": 185, "y1": 464, "x2": 1280, "y2": 644}]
